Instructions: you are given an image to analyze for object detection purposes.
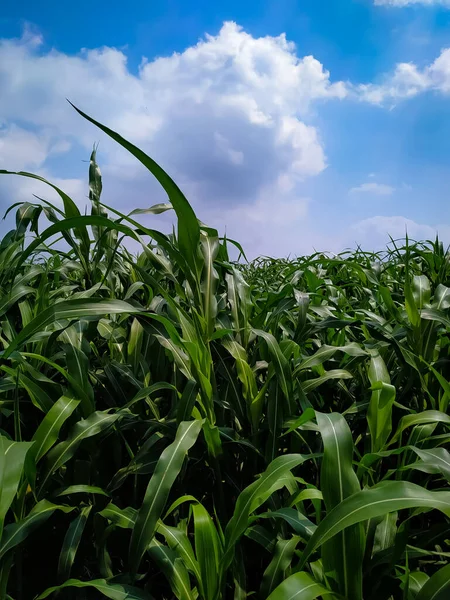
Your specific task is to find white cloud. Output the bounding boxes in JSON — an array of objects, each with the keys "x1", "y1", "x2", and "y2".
[
  {"x1": 0, "y1": 22, "x2": 351, "y2": 256},
  {"x1": 351, "y1": 216, "x2": 450, "y2": 249},
  {"x1": 350, "y1": 182, "x2": 395, "y2": 195},
  {"x1": 375, "y1": 0, "x2": 450, "y2": 6},
  {"x1": 0, "y1": 23, "x2": 347, "y2": 200},
  {"x1": 209, "y1": 187, "x2": 312, "y2": 258},
  {"x1": 358, "y1": 47, "x2": 450, "y2": 103},
  {"x1": 1, "y1": 23, "x2": 447, "y2": 257},
  {"x1": 1, "y1": 174, "x2": 85, "y2": 207},
  {"x1": 0, "y1": 126, "x2": 49, "y2": 171}
]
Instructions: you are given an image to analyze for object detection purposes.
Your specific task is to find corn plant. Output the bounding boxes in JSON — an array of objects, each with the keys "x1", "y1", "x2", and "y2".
[{"x1": 0, "y1": 104, "x2": 448, "y2": 600}]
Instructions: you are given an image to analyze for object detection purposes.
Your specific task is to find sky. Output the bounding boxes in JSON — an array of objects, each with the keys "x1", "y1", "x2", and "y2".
[{"x1": 1, "y1": 0, "x2": 450, "y2": 258}]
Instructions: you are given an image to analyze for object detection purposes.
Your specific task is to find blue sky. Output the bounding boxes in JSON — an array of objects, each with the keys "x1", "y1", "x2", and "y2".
[{"x1": 1, "y1": 0, "x2": 450, "y2": 257}]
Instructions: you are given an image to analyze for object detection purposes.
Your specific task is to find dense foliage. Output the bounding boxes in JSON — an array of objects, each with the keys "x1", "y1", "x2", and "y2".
[{"x1": 0, "y1": 106, "x2": 449, "y2": 600}]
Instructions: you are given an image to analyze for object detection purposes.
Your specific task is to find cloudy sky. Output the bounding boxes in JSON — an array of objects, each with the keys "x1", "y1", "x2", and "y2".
[{"x1": 1, "y1": 0, "x2": 450, "y2": 258}]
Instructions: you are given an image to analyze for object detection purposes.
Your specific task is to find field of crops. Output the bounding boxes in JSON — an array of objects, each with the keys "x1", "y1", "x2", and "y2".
[{"x1": 0, "y1": 106, "x2": 449, "y2": 600}]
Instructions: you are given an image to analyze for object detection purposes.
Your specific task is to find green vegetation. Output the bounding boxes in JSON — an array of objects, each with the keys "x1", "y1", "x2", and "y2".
[{"x1": 0, "y1": 105, "x2": 449, "y2": 600}]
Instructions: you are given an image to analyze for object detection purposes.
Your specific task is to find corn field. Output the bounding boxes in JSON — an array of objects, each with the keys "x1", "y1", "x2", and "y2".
[{"x1": 0, "y1": 105, "x2": 449, "y2": 600}]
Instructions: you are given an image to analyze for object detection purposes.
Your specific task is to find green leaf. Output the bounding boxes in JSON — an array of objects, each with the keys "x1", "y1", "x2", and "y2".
[
  {"x1": 128, "y1": 318, "x2": 144, "y2": 374},
  {"x1": 30, "y1": 396, "x2": 80, "y2": 463},
  {"x1": 294, "y1": 343, "x2": 366, "y2": 373},
  {"x1": 389, "y1": 410, "x2": 450, "y2": 446},
  {"x1": 412, "y1": 275, "x2": 431, "y2": 309},
  {"x1": 257, "y1": 508, "x2": 317, "y2": 540},
  {"x1": 0, "y1": 365, "x2": 53, "y2": 413},
  {"x1": 158, "y1": 522, "x2": 201, "y2": 582},
  {"x1": 193, "y1": 501, "x2": 222, "y2": 600},
  {"x1": 224, "y1": 454, "x2": 311, "y2": 569},
  {"x1": 0, "y1": 284, "x2": 35, "y2": 319},
  {"x1": 0, "y1": 171, "x2": 90, "y2": 256},
  {"x1": 222, "y1": 339, "x2": 257, "y2": 407},
  {"x1": 0, "y1": 436, "x2": 33, "y2": 531},
  {"x1": 301, "y1": 370, "x2": 353, "y2": 393},
  {"x1": 244, "y1": 525, "x2": 276, "y2": 552},
  {"x1": 177, "y1": 380, "x2": 199, "y2": 424},
  {"x1": 17, "y1": 214, "x2": 141, "y2": 270},
  {"x1": 415, "y1": 563, "x2": 450, "y2": 600},
  {"x1": 53, "y1": 485, "x2": 110, "y2": 497},
  {"x1": 124, "y1": 382, "x2": 178, "y2": 411},
  {"x1": 200, "y1": 231, "x2": 219, "y2": 338},
  {"x1": 404, "y1": 256, "x2": 421, "y2": 329},
  {"x1": 148, "y1": 541, "x2": 196, "y2": 600},
  {"x1": 433, "y1": 284, "x2": 450, "y2": 310},
  {"x1": 36, "y1": 578, "x2": 150, "y2": 599},
  {"x1": 253, "y1": 329, "x2": 293, "y2": 406},
  {"x1": 260, "y1": 536, "x2": 299, "y2": 598},
  {"x1": 129, "y1": 419, "x2": 203, "y2": 573},
  {"x1": 0, "y1": 500, "x2": 73, "y2": 559},
  {"x1": 39, "y1": 410, "x2": 120, "y2": 494},
  {"x1": 58, "y1": 505, "x2": 92, "y2": 582},
  {"x1": 267, "y1": 571, "x2": 334, "y2": 600},
  {"x1": 410, "y1": 447, "x2": 450, "y2": 482},
  {"x1": 64, "y1": 345, "x2": 94, "y2": 417},
  {"x1": 89, "y1": 146, "x2": 107, "y2": 243},
  {"x1": 367, "y1": 351, "x2": 395, "y2": 453},
  {"x1": 99, "y1": 504, "x2": 137, "y2": 529},
  {"x1": 129, "y1": 202, "x2": 173, "y2": 216},
  {"x1": 299, "y1": 481, "x2": 450, "y2": 570},
  {"x1": 373, "y1": 511, "x2": 398, "y2": 554},
  {"x1": 367, "y1": 381, "x2": 396, "y2": 453},
  {"x1": 401, "y1": 570, "x2": 429, "y2": 599},
  {"x1": 70, "y1": 103, "x2": 201, "y2": 279},
  {"x1": 2, "y1": 298, "x2": 142, "y2": 359},
  {"x1": 316, "y1": 411, "x2": 363, "y2": 600},
  {"x1": 420, "y1": 308, "x2": 450, "y2": 328},
  {"x1": 283, "y1": 408, "x2": 316, "y2": 436}
]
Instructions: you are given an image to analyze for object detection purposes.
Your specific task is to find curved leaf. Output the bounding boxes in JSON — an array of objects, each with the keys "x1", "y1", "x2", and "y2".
[
  {"x1": 36, "y1": 578, "x2": 150, "y2": 599},
  {"x1": 70, "y1": 103, "x2": 201, "y2": 279},
  {"x1": 267, "y1": 571, "x2": 334, "y2": 600},
  {"x1": 2, "y1": 298, "x2": 142, "y2": 359},
  {"x1": 148, "y1": 540, "x2": 196, "y2": 600},
  {"x1": 261, "y1": 536, "x2": 299, "y2": 598},
  {"x1": 30, "y1": 396, "x2": 80, "y2": 463},
  {"x1": 0, "y1": 436, "x2": 33, "y2": 530},
  {"x1": 0, "y1": 500, "x2": 73, "y2": 559},
  {"x1": 316, "y1": 412, "x2": 363, "y2": 600},
  {"x1": 389, "y1": 411, "x2": 450, "y2": 446},
  {"x1": 416, "y1": 563, "x2": 450, "y2": 600},
  {"x1": 257, "y1": 508, "x2": 317, "y2": 540},
  {"x1": 58, "y1": 505, "x2": 92, "y2": 581},
  {"x1": 129, "y1": 419, "x2": 203, "y2": 572},
  {"x1": 224, "y1": 454, "x2": 312, "y2": 568},
  {"x1": 39, "y1": 410, "x2": 120, "y2": 494},
  {"x1": 299, "y1": 481, "x2": 450, "y2": 570},
  {"x1": 100, "y1": 504, "x2": 137, "y2": 529},
  {"x1": 301, "y1": 370, "x2": 353, "y2": 393},
  {"x1": 367, "y1": 352, "x2": 395, "y2": 453},
  {"x1": 193, "y1": 501, "x2": 222, "y2": 600},
  {"x1": 158, "y1": 522, "x2": 201, "y2": 582}
]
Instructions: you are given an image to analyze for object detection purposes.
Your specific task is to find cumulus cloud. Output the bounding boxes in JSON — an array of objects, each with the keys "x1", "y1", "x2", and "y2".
[
  {"x1": 358, "y1": 47, "x2": 450, "y2": 103},
  {"x1": 0, "y1": 124, "x2": 74, "y2": 172},
  {"x1": 350, "y1": 182, "x2": 395, "y2": 196},
  {"x1": 351, "y1": 216, "x2": 450, "y2": 249},
  {"x1": 208, "y1": 183, "x2": 313, "y2": 258},
  {"x1": 1, "y1": 22, "x2": 448, "y2": 257},
  {"x1": 0, "y1": 22, "x2": 352, "y2": 255},
  {"x1": 0, "y1": 23, "x2": 347, "y2": 202}
]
